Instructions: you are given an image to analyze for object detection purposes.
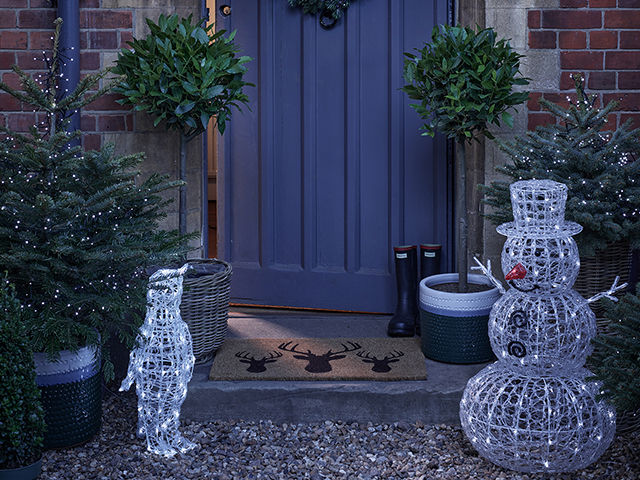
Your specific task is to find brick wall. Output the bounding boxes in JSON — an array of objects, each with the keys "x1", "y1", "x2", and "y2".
[
  {"x1": 0, "y1": 0, "x2": 134, "y2": 149},
  {"x1": 528, "y1": 0, "x2": 640, "y2": 130}
]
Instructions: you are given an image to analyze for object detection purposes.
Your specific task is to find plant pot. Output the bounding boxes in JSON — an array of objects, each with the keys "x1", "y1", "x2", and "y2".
[
  {"x1": 419, "y1": 273, "x2": 501, "y2": 364},
  {"x1": 34, "y1": 346, "x2": 102, "y2": 449},
  {"x1": 0, "y1": 454, "x2": 42, "y2": 480}
]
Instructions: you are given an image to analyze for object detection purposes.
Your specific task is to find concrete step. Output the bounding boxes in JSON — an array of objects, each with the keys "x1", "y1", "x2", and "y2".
[{"x1": 182, "y1": 307, "x2": 489, "y2": 425}]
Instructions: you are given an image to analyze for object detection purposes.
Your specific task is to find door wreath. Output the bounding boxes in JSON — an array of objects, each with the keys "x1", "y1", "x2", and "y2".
[{"x1": 288, "y1": 0, "x2": 354, "y2": 21}]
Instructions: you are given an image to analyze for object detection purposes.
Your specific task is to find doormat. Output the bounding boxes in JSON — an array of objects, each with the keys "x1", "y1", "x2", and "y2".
[{"x1": 208, "y1": 337, "x2": 427, "y2": 381}]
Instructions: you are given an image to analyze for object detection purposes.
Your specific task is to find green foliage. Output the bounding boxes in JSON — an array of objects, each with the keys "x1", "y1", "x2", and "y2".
[
  {"x1": 113, "y1": 14, "x2": 253, "y2": 140},
  {"x1": 288, "y1": 0, "x2": 355, "y2": 18},
  {"x1": 0, "y1": 19, "x2": 195, "y2": 381},
  {"x1": 589, "y1": 293, "x2": 640, "y2": 412},
  {"x1": 402, "y1": 24, "x2": 530, "y2": 143},
  {"x1": 0, "y1": 279, "x2": 45, "y2": 470},
  {"x1": 481, "y1": 76, "x2": 640, "y2": 257}
]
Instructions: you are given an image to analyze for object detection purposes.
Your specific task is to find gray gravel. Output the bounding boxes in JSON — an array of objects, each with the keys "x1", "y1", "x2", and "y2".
[{"x1": 41, "y1": 387, "x2": 640, "y2": 480}]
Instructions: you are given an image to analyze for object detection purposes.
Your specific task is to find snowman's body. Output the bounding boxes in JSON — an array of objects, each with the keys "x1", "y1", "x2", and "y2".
[
  {"x1": 120, "y1": 264, "x2": 196, "y2": 456},
  {"x1": 460, "y1": 180, "x2": 616, "y2": 473}
]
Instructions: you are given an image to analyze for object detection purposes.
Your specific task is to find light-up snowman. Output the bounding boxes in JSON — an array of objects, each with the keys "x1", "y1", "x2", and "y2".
[{"x1": 460, "y1": 180, "x2": 624, "y2": 473}]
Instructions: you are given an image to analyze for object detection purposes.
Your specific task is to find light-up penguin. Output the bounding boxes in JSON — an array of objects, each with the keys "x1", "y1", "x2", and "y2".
[
  {"x1": 461, "y1": 180, "x2": 624, "y2": 473},
  {"x1": 120, "y1": 264, "x2": 196, "y2": 456}
]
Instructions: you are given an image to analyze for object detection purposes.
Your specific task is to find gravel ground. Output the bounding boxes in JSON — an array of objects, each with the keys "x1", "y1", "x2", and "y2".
[{"x1": 41, "y1": 387, "x2": 639, "y2": 480}]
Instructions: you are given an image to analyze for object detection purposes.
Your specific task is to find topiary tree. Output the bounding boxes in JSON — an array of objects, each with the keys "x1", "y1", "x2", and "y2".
[
  {"x1": 481, "y1": 75, "x2": 640, "y2": 258},
  {"x1": 0, "y1": 278, "x2": 45, "y2": 470},
  {"x1": 113, "y1": 14, "x2": 253, "y2": 236},
  {"x1": 402, "y1": 24, "x2": 529, "y2": 291}
]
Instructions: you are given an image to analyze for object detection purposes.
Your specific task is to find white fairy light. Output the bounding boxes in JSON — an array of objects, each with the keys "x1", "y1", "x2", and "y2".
[
  {"x1": 120, "y1": 264, "x2": 196, "y2": 456},
  {"x1": 460, "y1": 180, "x2": 616, "y2": 473}
]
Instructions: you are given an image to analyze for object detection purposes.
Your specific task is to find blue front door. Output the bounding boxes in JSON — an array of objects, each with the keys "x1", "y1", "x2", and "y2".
[{"x1": 216, "y1": 1, "x2": 453, "y2": 312}]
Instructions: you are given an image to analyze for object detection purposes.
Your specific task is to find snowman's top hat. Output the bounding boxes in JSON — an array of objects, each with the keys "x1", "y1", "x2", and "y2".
[{"x1": 497, "y1": 179, "x2": 582, "y2": 238}]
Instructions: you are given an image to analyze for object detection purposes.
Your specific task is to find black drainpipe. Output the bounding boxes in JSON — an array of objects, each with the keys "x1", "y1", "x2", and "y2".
[{"x1": 57, "y1": 0, "x2": 81, "y2": 138}]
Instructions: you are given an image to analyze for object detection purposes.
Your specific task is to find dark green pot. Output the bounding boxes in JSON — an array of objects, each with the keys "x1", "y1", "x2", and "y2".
[
  {"x1": 0, "y1": 455, "x2": 42, "y2": 480},
  {"x1": 34, "y1": 346, "x2": 102, "y2": 449}
]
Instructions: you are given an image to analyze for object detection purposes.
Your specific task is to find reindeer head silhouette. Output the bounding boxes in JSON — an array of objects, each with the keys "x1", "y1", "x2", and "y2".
[
  {"x1": 235, "y1": 350, "x2": 283, "y2": 373},
  {"x1": 278, "y1": 341, "x2": 361, "y2": 373},
  {"x1": 356, "y1": 350, "x2": 404, "y2": 373}
]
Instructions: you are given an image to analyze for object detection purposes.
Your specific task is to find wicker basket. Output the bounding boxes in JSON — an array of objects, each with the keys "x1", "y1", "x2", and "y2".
[
  {"x1": 574, "y1": 241, "x2": 632, "y2": 321},
  {"x1": 181, "y1": 259, "x2": 232, "y2": 363}
]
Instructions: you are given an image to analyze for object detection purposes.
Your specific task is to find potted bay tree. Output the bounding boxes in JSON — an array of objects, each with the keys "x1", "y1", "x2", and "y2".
[{"x1": 401, "y1": 24, "x2": 529, "y2": 363}]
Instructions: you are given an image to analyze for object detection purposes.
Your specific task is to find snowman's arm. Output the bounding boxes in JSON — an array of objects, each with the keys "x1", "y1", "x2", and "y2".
[
  {"x1": 472, "y1": 257, "x2": 506, "y2": 295},
  {"x1": 119, "y1": 347, "x2": 140, "y2": 392},
  {"x1": 586, "y1": 276, "x2": 628, "y2": 304}
]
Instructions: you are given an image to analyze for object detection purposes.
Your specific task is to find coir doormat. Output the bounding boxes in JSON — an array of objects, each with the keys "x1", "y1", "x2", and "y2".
[{"x1": 209, "y1": 337, "x2": 427, "y2": 381}]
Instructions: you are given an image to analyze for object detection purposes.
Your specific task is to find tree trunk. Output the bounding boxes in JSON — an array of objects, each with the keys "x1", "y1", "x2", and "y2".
[
  {"x1": 457, "y1": 140, "x2": 468, "y2": 293},
  {"x1": 179, "y1": 131, "x2": 187, "y2": 236}
]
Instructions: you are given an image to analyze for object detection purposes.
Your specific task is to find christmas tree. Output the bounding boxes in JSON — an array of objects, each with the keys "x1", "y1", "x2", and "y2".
[
  {"x1": 481, "y1": 75, "x2": 640, "y2": 257},
  {"x1": 0, "y1": 19, "x2": 195, "y2": 380},
  {"x1": 589, "y1": 293, "x2": 640, "y2": 412}
]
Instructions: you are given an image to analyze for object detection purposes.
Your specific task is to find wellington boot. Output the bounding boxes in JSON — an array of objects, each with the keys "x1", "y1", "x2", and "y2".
[
  {"x1": 417, "y1": 244, "x2": 442, "y2": 336},
  {"x1": 387, "y1": 245, "x2": 418, "y2": 337}
]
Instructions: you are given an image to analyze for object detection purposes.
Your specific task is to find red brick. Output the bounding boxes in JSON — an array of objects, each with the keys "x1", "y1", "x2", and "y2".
[
  {"x1": 590, "y1": 0, "x2": 616, "y2": 6},
  {"x1": 79, "y1": 31, "x2": 88, "y2": 50},
  {"x1": 0, "y1": 10, "x2": 16, "y2": 28},
  {"x1": 559, "y1": 31, "x2": 587, "y2": 49},
  {"x1": 81, "y1": 114, "x2": 97, "y2": 132},
  {"x1": 88, "y1": 31, "x2": 117, "y2": 50},
  {"x1": 545, "y1": 92, "x2": 577, "y2": 108},
  {"x1": 605, "y1": 92, "x2": 640, "y2": 111},
  {"x1": 0, "y1": 0, "x2": 28, "y2": 6},
  {"x1": 86, "y1": 93, "x2": 131, "y2": 111},
  {"x1": 527, "y1": 92, "x2": 543, "y2": 111},
  {"x1": 619, "y1": 72, "x2": 640, "y2": 89},
  {"x1": 561, "y1": 51, "x2": 604, "y2": 70},
  {"x1": 8, "y1": 112, "x2": 36, "y2": 132},
  {"x1": 528, "y1": 10, "x2": 541, "y2": 29},
  {"x1": 119, "y1": 31, "x2": 133, "y2": 48},
  {"x1": 30, "y1": 0, "x2": 53, "y2": 6},
  {"x1": 82, "y1": 10, "x2": 132, "y2": 30},
  {"x1": 601, "y1": 113, "x2": 616, "y2": 131},
  {"x1": 620, "y1": 113, "x2": 640, "y2": 127},
  {"x1": 0, "y1": 31, "x2": 28, "y2": 50},
  {"x1": 29, "y1": 31, "x2": 55, "y2": 50},
  {"x1": 83, "y1": 133, "x2": 101, "y2": 151},
  {"x1": 590, "y1": 31, "x2": 617, "y2": 50},
  {"x1": 80, "y1": 0, "x2": 101, "y2": 7},
  {"x1": 606, "y1": 51, "x2": 640, "y2": 70},
  {"x1": 98, "y1": 114, "x2": 130, "y2": 131},
  {"x1": 605, "y1": 10, "x2": 640, "y2": 29},
  {"x1": 79, "y1": 51, "x2": 100, "y2": 71},
  {"x1": 0, "y1": 51, "x2": 14, "y2": 69},
  {"x1": 18, "y1": 9, "x2": 56, "y2": 29},
  {"x1": 619, "y1": 0, "x2": 640, "y2": 6},
  {"x1": 529, "y1": 31, "x2": 557, "y2": 49},
  {"x1": 542, "y1": 10, "x2": 601, "y2": 29},
  {"x1": 620, "y1": 31, "x2": 640, "y2": 49},
  {"x1": 588, "y1": 71, "x2": 616, "y2": 90},
  {"x1": 560, "y1": 0, "x2": 587, "y2": 6},
  {"x1": 0, "y1": 93, "x2": 21, "y2": 111},
  {"x1": 561, "y1": 72, "x2": 586, "y2": 90},
  {"x1": 528, "y1": 112, "x2": 557, "y2": 130},
  {"x1": 15, "y1": 51, "x2": 47, "y2": 70},
  {"x1": 1, "y1": 71, "x2": 22, "y2": 89}
]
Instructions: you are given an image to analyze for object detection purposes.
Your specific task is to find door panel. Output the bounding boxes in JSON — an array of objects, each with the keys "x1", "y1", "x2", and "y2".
[{"x1": 216, "y1": 1, "x2": 453, "y2": 312}]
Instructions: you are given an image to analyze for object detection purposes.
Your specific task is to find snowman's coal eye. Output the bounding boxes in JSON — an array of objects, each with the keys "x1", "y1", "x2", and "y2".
[{"x1": 508, "y1": 341, "x2": 527, "y2": 358}]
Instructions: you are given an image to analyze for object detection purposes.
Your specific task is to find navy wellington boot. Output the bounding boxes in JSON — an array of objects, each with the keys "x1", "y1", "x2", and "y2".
[{"x1": 387, "y1": 245, "x2": 419, "y2": 337}]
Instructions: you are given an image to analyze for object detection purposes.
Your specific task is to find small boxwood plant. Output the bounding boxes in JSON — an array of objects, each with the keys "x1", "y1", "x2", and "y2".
[{"x1": 0, "y1": 278, "x2": 45, "y2": 470}]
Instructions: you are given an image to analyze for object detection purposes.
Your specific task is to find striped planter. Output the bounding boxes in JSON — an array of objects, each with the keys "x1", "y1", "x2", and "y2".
[
  {"x1": 34, "y1": 346, "x2": 102, "y2": 449},
  {"x1": 419, "y1": 273, "x2": 501, "y2": 364}
]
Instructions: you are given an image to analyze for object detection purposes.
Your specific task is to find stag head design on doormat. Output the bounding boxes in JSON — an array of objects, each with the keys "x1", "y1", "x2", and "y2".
[
  {"x1": 357, "y1": 350, "x2": 405, "y2": 373},
  {"x1": 234, "y1": 351, "x2": 283, "y2": 373},
  {"x1": 278, "y1": 341, "x2": 362, "y2": 373}
]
